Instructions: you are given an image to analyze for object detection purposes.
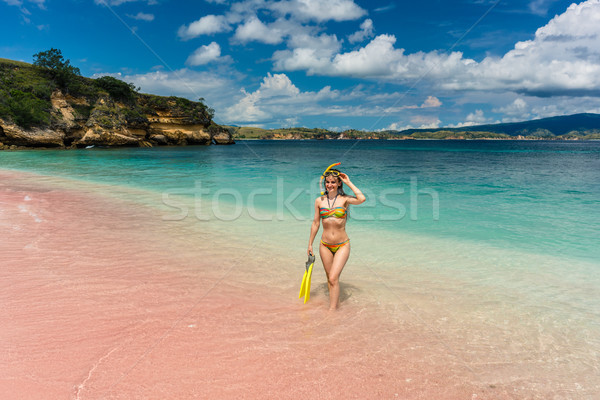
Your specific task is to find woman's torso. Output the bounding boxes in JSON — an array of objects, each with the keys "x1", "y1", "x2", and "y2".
[{"x1": 319, "y1": 195, "x2": 349, "y2": 243}]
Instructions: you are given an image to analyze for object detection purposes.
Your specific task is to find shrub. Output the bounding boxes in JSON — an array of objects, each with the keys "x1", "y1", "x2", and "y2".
[
  {"x1": 94, "y1": 76, "x2": 138, "y2": 103},
  {"x1": 6, "y1": 89, "x2": 51, "y2": 128}
]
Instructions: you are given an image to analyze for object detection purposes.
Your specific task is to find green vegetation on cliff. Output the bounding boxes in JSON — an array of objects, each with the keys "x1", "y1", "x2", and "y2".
[{"x1": 0, "y1": 50, "x2": 214, "y2": 131}]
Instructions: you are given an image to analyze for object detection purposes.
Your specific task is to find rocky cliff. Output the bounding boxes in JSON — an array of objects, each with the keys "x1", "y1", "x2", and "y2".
[
  {"x1": 0, "y1": 91, "x2": 234, "y2": 149},
  {"x1": 0, "y1": 58, "x2": 234, "y2": 149}
]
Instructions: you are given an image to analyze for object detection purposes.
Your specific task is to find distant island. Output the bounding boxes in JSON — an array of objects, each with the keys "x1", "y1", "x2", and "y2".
[
  {"x1": 229, "y1": 113, "x2": 600, "y2": 141},
  {"x1": 0, "y1": 50, "x2": 234, "y2": 150}
]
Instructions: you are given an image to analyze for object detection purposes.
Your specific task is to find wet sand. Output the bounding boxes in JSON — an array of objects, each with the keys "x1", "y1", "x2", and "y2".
[{"x1": 0, "y1": 170, "x2": 541, "y2": 399}]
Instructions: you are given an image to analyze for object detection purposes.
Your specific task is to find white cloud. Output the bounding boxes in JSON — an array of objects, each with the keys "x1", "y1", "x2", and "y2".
[
  {"x1": 186, "y1": 42, "x2": 223, "y2": 66},
  {"x1": 178, "y1": 15, "x2": 231, "y2": 40},
  {"x1": 421, "y1": 96, "x2": 442, "y2": 108},
  {"x1": 224, "y1": 72, "x2": 341, "y2": 123},
  {"x1": 410, "y1": 115, "x2": 441, "y2": 129},
  {"x1": 329, "y1": 35, "x2": 406, "y2": 77},
  {"x1": 348, "y1": 19, "x2": 374, "y2": 43},
  {"x1": 258, "y1": 73, "x2": 300, "y2": 97},
  {"x1": 273, "y1": 0, "x2": 600, "y2": 98},
  {"x1": 128, "y1": 12, "x2": 154, "y2": 21},
  {"x1": 453, "y1": 110, "x2": 494, "y2": 127},
  {"x1": 225, "y1": 88, "x2": 270, "y2": 122},
  {"x1": 269, "y1": 0, "x2": 366, "y2": 22},
  {"x1": 272, "y1": 32, "x2": 341, "y2": 72},
  {"x1": 494, "y1": 98, "x2": 531, "y2": 121},
  {"x1": 385, "y1": 115, "x2": 442, "y2": 131},
  {"x1": 234, "y1": 16, "x2": 284, "y2": 44}
]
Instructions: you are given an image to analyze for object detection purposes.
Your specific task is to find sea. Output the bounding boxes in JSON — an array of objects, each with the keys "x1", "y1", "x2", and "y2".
[{"x1": 1, "y1": 139, "x2": 599, "y2": 399}]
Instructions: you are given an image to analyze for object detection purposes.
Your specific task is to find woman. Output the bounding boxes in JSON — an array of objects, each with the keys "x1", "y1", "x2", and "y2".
[{"x1": 308, "y1": 168, "x2": 365, "y2": 310}]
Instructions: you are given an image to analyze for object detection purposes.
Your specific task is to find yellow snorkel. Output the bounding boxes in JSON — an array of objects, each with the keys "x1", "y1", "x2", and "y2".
[{"x1": 320, "y1": 162, "x2": 341, "y2": 195}]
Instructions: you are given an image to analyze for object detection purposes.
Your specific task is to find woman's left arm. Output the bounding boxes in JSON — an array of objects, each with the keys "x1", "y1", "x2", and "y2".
[{"x1": 339, "y1": 173, "x2": 365, "y2": 205}]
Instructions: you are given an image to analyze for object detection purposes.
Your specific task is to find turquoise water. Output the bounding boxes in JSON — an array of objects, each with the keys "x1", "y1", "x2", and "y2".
[
  {"x1": 4, "y1": 140, "x2": 600, "y2": 395},
  {"x1": 2, "y1": 140, "x2": 599, "y2": 262}
]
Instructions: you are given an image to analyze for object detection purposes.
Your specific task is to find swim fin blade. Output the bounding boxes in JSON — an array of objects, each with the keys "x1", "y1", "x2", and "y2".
[
  {"x1": 299, "y1": 253, "x2": 316, "y2": 303},
  {"x1": 299, "y1": 269, "x2": 308, "y2": 299},
  {"x1": 303, "y1": 262, "x2": 314, "y2": 304}
]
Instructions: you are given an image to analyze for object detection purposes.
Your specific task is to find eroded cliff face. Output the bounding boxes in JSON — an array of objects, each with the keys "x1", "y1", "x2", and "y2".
[{"x1": 0, "y1": 91, "x2": 234, "y2": 149}]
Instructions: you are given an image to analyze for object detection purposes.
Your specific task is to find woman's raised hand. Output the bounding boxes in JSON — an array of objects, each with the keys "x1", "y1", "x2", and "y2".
[{"x1": 339, "y1": 172, "x2": 350, "y2": 184}]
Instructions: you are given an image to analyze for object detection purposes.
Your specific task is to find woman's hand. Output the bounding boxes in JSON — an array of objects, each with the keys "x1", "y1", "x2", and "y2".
[
  {"x1": 339, "y1": 172, "x2": 350, "y2": 184},
  {"x1": 308, "y1": 245, "x2": 313, "y2": 256}
]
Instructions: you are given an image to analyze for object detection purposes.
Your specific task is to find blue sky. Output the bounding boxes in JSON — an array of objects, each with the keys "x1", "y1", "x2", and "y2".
[{"x1": 2, "y1": 0, "x2": 600, "y2": 131}]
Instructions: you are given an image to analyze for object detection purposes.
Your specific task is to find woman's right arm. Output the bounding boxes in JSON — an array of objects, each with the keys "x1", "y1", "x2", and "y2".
[{"x1": 308, "y1": 198, "x2": 321, "y2": 255}]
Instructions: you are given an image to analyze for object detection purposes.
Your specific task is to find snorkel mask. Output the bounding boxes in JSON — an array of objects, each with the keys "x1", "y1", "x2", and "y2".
[{"x1": 320, "y1": 162, "x2": 341, "y2": 195}]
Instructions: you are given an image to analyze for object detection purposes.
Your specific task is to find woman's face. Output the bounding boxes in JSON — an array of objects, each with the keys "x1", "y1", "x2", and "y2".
[{"x1": 325, "y1": 176, "x2": 339, "y2": 193}]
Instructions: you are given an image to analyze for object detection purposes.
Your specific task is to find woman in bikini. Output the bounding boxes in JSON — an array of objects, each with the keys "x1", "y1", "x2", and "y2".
[{"x1": 307, "y1": 168, "x2": 365, "y2": 310}]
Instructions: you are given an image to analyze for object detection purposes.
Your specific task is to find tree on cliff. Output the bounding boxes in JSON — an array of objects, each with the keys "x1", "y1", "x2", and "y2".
[{"x1": 33, "y1": 48, "x2": 81, "y2": 93}]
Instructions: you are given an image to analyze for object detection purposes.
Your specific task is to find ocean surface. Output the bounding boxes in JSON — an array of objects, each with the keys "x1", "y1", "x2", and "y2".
[
  {"x1": 2, "y1": 140, "x2": 598, "y2": 260},
  {"x1": 2, "y1": 139, "x2": 599, "y2": 398}
]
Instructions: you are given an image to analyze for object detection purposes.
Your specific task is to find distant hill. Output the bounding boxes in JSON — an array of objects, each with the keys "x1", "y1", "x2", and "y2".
[
  {"x1": 395, "y1": 113, "x2": 600, "y2": 138},
  {"x1": 228, "y1": 113, "x2": 600, "y2": 141}
]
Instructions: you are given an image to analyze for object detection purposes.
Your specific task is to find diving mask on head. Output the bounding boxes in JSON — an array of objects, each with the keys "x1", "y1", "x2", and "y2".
[
  {"x1": 320, "y1": 162, "x2": 341, "y2": 195},
  {"x1": 322, "y1": 170, "x2": 340, "y2": 177}
]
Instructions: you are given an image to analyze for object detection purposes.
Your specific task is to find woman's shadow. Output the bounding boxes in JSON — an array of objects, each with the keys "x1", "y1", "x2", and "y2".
[{"x1": 317, "y1": 282, "x2": 360, "y2": 304}]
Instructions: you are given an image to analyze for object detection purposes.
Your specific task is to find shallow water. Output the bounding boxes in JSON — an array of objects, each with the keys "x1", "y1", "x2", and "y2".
[{"x1": 1, "y1": 140, "x2": 599, "y2": 398}]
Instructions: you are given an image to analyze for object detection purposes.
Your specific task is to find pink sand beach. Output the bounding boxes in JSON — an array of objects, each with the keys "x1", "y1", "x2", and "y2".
[{"x1": 0, "y1": 170, "x2": 565, "y2": 399}]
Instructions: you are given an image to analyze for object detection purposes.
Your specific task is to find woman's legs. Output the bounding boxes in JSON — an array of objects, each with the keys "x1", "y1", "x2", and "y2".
[
  {"x1": 319, "y1": 242, "x2": 334, "y2": 293},
  {"x1": 319, "y1": 242, "x2": 351, "y2": 310}
]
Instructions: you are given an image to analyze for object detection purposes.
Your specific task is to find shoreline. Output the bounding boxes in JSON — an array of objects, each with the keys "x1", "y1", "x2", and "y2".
[{"x1": 2, "y1": 137, "x2": 599, "y2": 151}]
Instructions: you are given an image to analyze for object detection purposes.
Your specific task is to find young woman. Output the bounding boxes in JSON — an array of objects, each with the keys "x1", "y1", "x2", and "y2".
[{"x1": 307, "y1": 168, "x2": 365, "y2": 310}]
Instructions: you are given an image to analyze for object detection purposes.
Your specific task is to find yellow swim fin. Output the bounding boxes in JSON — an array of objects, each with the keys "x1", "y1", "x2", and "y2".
[
  {"x1": 299, "y1": 269, "x2": 308, "y2": 299},
  {"x1": 299, "y1": 253, "x2": 316, "y2": 303},
  {"x1": 303, "y1": 261, "x2": 314, "y2": 304}
]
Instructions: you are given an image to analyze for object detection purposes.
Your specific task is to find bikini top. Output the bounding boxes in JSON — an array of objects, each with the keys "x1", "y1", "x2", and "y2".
[{"x1": 319, "y1": 206, "x2": 347, "y2": 219}]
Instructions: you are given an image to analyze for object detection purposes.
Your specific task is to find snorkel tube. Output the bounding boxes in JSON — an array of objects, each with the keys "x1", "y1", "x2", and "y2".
[{"x1": 320, "y1": 162, "x2": 341, "y2": 195}]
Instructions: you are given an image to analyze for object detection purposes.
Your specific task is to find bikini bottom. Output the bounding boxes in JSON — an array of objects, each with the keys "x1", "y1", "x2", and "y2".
[{"x1": 320, "y1": 238, "x2": 350, "y2": 254}]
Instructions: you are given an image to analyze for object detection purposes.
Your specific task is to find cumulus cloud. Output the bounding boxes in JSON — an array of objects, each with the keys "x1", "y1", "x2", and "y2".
[
  {"x1": 178, "y1": 15, "x2": 231, "y2": 40},
  {"x1": 272, "y1": 0, "x2": 600, "y2": 98},
  {"x1": 186, "y1": 42, "x2": 223, "y2": 66},
  {"x1": 452, "y1": 110, "x2": 496, "y2": 127},
  {"x1": 421, "y1": 96, "x2": 442, "y2": 108},
  {"x1": 348, "y1": 19, "x2": 374, "y2": 43},
  {"x1": 410, "y1": 115, "x2": 442, "y2": 129},
  {"x1": 385, "y1": 115, "x2": 441, "y2": 131},
  {"x1": 234, "y1": 16, "x2": 284, "y2": 44},
  {"x1": 269, "y1": 0, "x2": 366, "y2": 22},
  {"x1": 258, "y1": 72, "x2": 300, "y2": 97},
  {"x1": 494, "y1": 98, "x2": 531, "y2": 121},
  {"x1": 272, "y1": 33, "x2": 342, "y2": 72},
  {"x1": 224, "y1": 72, "x2": 341, "y2": 123}
]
